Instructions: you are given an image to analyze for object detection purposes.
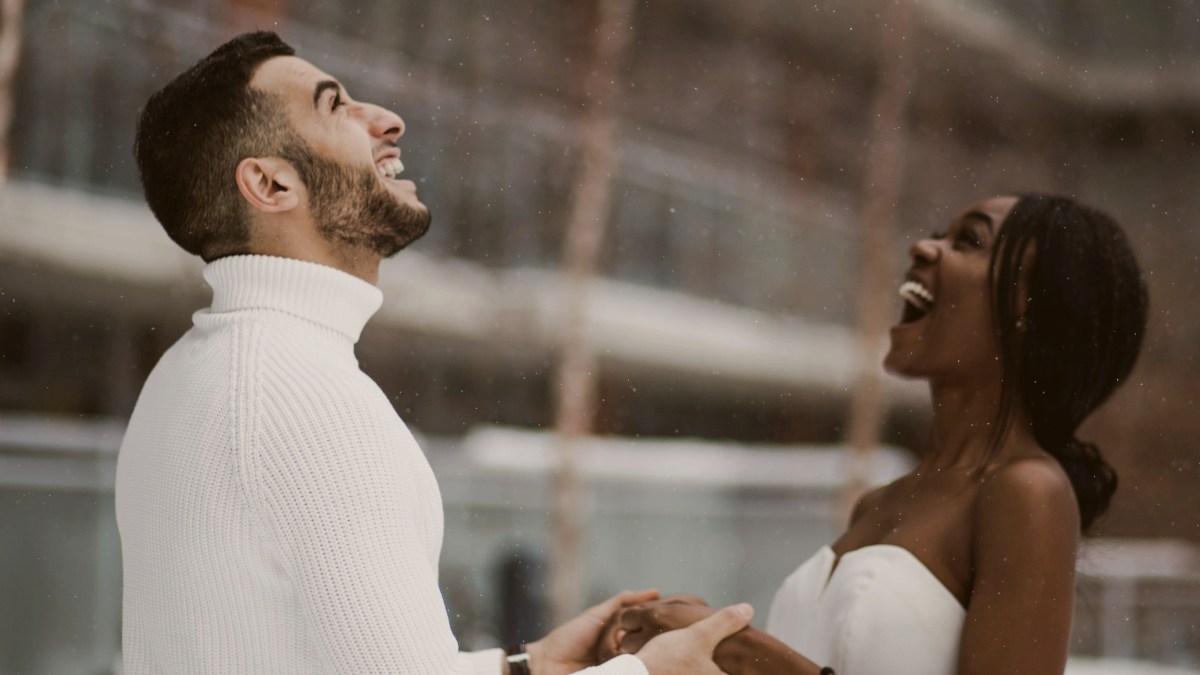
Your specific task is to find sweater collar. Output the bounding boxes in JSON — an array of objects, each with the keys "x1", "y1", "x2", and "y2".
[{"x1": 203, "y1": 255, "x2": 383, "y2": 344}]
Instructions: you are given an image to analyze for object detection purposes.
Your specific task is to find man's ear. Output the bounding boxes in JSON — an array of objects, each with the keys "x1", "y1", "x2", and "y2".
[{"x1": 235, "y1": 156, "x2": 302, "y2": 213}]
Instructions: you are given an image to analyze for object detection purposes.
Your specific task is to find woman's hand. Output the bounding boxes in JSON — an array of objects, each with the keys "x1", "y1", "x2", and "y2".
[
  {"x1": 615, "y1": 595, "x2": 823, "y2": 675},
  {"x1": 602, "y1": 595, "x2": 713, "y2": 660},
  {"x1": 525, "y1": 589, "x2": 659, "y2": 675},
  {"x1": 634, "y1": 603, "x2": 754, "y2": 675}
]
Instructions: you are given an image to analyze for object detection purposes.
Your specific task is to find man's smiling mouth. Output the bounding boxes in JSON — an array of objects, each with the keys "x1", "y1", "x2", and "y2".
[{"x1": 376, "y1": 157, "x2": 404, "y2": 179}]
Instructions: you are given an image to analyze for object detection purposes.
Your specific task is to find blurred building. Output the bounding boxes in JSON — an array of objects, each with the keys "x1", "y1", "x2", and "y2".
[{"x1": 2, "y1": 0, "x2": 1199, "y2": 673}]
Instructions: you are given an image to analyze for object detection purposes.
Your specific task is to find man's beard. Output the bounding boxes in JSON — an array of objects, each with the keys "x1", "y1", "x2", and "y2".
[{"x1": 282, "y1": 142, "x2": 431, "y2": 258}]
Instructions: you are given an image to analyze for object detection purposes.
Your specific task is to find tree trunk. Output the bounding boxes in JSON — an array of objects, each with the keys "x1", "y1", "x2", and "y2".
[
  {"x1": 0, "y1": 0, "x2": 25, "y2": 186},
  {"x1": 843, "y1": 0, "x2": 917, "y2": 519},
  {"x1": 550, "y1": 0, "x2": 637, "y2": 626}
]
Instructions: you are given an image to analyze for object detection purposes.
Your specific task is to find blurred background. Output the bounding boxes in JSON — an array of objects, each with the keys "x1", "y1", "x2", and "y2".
[{"x1": 1, "y1": 0, "x2": 1198, "y2": 673}]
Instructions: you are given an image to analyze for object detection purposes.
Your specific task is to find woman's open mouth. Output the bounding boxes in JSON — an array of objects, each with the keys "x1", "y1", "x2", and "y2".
[{"x1": 898, "y1": 279, "x2": 935, "y2": 324}]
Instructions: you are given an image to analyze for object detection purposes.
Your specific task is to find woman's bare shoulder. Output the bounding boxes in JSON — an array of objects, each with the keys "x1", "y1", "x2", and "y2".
[
  {"x1": 973, "y1": 454, "x2": 1081, "y2": 546},
  {"x1": 980, "y1": 453, "x2": 1074, "y2": 502},
  {"x1": 847, "y1": 479, "x2": 900, "y2": 526}
]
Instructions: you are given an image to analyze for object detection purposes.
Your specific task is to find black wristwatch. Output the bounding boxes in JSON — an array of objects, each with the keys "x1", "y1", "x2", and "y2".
[{"x1": 505, "y1": 644, "x2": 532, "y2": 675}]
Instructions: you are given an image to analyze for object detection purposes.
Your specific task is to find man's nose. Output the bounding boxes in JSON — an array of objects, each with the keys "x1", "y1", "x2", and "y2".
[{"x1": 363, "y1": 103, "x2": 405, "y2": 141}]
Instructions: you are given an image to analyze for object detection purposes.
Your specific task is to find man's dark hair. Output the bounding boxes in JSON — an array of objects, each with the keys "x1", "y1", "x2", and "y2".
[{"x1": 134, "y1": 32, "x2": 295, "y2": 260}]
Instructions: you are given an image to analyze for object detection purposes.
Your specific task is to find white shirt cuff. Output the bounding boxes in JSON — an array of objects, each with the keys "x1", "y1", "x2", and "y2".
[
  {"x1": 465, "y1": 647, "x2": 506, "y2": 675},
  {"x1": 576, "y1": 654, "x2": 648, "y2": 675}
]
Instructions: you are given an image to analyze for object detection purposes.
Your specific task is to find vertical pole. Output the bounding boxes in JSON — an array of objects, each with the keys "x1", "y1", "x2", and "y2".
[
  {"x1": 549, "y1": 0, "x2": 637, "y2": 625},
  {"x1": 224, "y1": 0, "x2": 286, "y2": 33},
  {"x1": 842, "y1": 0, "x2": 917, "y2": 519},
  {"x1": 0, "y1": 0, "x2": 25, "y2": 187},
  {"x1": 1099, "y1": 578, "x2": 1138, "y2": 659}
]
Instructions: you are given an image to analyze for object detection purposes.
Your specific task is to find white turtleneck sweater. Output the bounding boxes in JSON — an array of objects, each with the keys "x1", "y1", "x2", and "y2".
[{"x1": 116, "y1": 255, "x2": 646, "y2": 675}]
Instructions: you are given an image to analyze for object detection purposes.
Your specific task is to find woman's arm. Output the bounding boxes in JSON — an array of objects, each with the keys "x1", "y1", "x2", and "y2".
[
  {"x1": 609, "y1": 487, "x2": 890, "y2": 675},
  {"x1": 958, "y1": 457, "x2": 1081, "y2": 675},
  {"x1": 712, "y1": 623, "x2": 824, "y2": 675},
  {"x1": 613, "y1": 598, "x2": 826, "y2": 675}
]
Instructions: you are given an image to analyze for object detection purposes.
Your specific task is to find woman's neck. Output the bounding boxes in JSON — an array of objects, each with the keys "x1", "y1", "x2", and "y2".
[{"x1": 920, "y1": 377, "x2": 1036, "y2": 473}]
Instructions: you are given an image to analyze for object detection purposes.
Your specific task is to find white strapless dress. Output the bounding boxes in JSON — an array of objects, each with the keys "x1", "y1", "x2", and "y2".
[{"x1": 766, "y1": 545, "x2": 966, "y2": 675}]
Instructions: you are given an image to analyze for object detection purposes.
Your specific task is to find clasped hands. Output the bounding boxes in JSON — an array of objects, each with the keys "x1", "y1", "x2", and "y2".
[
  {"x1": 596, "y1": 594, "x2": 716, "y2": 663},
  {"x1": 524, "y1": 591, "x2": 749, "y2": 675}
]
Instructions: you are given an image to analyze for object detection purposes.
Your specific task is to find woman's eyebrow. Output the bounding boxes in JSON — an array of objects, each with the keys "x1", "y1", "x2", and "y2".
[{"x1": 960, "y1": 210, "x2": 994, "y2": 231}]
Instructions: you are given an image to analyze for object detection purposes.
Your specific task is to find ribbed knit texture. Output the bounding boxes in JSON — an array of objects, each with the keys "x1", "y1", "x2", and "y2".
[{"x1": 116, "y1": 255, "x2": 645, "y2": 675}]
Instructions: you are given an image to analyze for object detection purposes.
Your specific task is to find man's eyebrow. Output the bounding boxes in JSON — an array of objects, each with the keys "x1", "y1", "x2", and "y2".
[{"x1": 313, "y1": 80, "x2": 341, "y2": 109}]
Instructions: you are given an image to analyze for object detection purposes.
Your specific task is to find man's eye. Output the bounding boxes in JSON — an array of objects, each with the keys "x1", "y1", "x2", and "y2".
[{"x1": 331, "y1": 94, "x2": 344, "y2": 110}]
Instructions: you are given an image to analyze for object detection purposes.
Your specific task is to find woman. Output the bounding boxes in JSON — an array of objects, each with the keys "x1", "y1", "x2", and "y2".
[{"x1": 601, "y1": 193, "x2": 1149, "y2": 675}]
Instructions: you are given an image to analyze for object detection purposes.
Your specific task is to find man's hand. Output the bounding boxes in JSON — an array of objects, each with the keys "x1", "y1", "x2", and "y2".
[
  {"x1": 626, "y1": 599, "x2": 821, "y2": 675},
  {"x1": 635, "y1": 603, "x2": 754, "y2": 675},
  {"x1": 524, "y1": 589, "x2": 659, "y2": 675}
]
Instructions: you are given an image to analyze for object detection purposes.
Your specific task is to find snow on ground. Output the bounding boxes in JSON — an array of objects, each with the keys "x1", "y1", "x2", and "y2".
[{"x1": 1067, "y1": 658, "x2": 1199, "y2": 675}]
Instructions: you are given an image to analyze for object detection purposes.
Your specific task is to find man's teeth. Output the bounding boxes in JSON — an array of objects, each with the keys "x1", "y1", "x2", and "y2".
[
  {"x1": 898, "y1": 280, "x2": 935, "y2": 311},
  {"x1": 377, "y1": 157, "x2": 405, "y2": 179}
]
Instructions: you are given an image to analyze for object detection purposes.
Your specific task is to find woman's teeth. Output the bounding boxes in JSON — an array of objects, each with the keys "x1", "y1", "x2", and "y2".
[
  {"x1": 377, "y1": 157, "x2": 404, "y2": 179},
  {"x1": 899, "y1": 280, "x2": 935, "y2": 312}
]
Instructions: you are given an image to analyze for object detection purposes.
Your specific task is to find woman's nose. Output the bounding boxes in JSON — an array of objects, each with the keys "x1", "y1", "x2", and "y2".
[{"x1": 908, "y1": 238, "x2": 940, "y2": 265}]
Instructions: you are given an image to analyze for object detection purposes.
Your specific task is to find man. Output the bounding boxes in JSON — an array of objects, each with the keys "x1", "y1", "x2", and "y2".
[{"x1": 116, "y1": 31, "x2": 750, "y2": 675}]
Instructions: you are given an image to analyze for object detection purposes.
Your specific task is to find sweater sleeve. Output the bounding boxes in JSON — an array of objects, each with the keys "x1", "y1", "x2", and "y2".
[
  {"x1": 581, "y1": 654, "x2": 649, "y2": 675},
  {"x1": 243, "y1": 344, "x2": 500, "y2": 675}
]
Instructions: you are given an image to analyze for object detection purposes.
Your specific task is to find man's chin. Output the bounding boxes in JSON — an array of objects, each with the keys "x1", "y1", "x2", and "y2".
[
  {"x1": 380, "y1": 207, "x2": 431, "y2": 258},
  {"x1": 380, "y1": 174, "x2": 421, "y2": 199},
  {"x1": 305, "y1": 154, "x2": 432, "y2": 258},
  {"x1": 383, "y1": 180, "x2": 428, "y2": 216}
]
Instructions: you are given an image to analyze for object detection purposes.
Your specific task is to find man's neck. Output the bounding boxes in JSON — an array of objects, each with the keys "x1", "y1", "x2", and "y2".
[
  {"x1": 246, "y1": 225, "x2": 382, "y2": 285},
  {"x1": 327, "y1": 249, "x2": 382, "y2": 285}
]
